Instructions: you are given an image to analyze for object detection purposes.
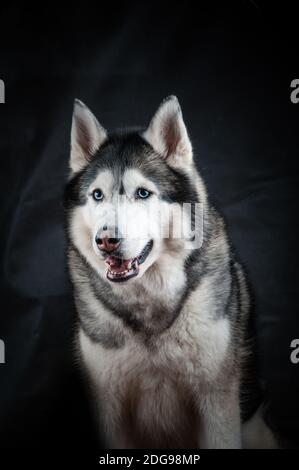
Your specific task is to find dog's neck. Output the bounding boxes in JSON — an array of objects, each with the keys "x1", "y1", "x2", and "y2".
[
  {"x1": 72, "y1": 243, "x2": 192, "y2": 336},
  {"x1": 115, "y1": 249, "x2": 187, "y2": 299}
]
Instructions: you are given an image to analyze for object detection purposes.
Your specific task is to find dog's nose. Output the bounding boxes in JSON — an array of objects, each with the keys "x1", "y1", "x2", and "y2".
[{"x1": 95, "y1": 235, "x2": 121, "y2": 253}]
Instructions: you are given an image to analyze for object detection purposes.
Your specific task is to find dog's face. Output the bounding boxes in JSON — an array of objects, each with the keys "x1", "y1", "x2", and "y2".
[{"x1": 65, "y1": 96, "x2": 201, "y2": 285}]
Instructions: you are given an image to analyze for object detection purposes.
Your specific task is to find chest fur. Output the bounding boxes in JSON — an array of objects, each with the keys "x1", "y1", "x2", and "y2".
[{"x1": 79, "y1": 293, "x2": 230, "y2": 397}]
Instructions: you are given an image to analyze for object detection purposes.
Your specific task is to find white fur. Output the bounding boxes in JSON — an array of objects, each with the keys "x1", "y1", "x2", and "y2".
[
  {"x1": 68, "y1": 97, "x2": 276, "y2": 449},
  {"x1": 79, "y1": 285, "x2": 234, "y2": 448},
  {"x1": 75, "y1": 240, "x2": 237, "y2": 448},
  {"x1": 69, "y1": 167, "x2": 193, "y2": 284}
]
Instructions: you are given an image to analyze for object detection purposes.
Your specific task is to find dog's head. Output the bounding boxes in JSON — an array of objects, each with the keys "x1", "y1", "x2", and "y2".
[{"x1": 65, "y1": 96, "x2": 203, "y2": 285}]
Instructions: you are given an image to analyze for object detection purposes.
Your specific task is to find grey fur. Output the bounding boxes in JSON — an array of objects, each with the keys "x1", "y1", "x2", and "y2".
[{"x1": 64, "y1": 97, "x2": 275, "y2": 449}]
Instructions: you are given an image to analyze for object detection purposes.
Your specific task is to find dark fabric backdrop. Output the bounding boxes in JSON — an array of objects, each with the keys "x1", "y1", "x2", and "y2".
[{"x1": 0, "y1": 1, "x2": 298, "y2": 449}]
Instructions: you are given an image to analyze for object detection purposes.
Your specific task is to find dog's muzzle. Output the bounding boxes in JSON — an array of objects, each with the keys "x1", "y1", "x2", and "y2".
[{"x1": 104, "y1": 240, "x2": 154, "y2": 282}]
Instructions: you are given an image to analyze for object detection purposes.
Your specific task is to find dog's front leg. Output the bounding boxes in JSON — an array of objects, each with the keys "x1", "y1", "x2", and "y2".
[
  {"x1": 97, "y1": 398, "x2": 134, "y2": 449},
  {"x1": 199, "y1": 386, "x2": 241, "y2": 449}
]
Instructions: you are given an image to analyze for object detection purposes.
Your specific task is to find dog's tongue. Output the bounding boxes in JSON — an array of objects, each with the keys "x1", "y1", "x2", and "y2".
[{"x1": 105, "y1": 255, "x2": 135, "y2": 273}]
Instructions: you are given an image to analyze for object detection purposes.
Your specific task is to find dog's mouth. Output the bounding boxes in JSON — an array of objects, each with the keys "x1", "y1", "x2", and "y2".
[{"x1": 105, "y1": 240, "x2": 153, "y2": 282}]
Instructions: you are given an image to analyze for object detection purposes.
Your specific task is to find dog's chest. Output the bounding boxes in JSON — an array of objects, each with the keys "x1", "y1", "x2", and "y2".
[
  {"x1": 80, "y1": 325, "x2": 201, "y2": 447},
  {"x1": 79, "y1": 281, "x2": 230, "y2": 447},
  {"x1": 80, "y1": 296, "x2": 230, "y2": 439},
  {"x1": 119, "y1": 360, "x2": 199, "y2": 448}
]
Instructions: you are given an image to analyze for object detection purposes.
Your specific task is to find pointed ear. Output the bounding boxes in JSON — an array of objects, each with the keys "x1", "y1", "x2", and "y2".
[
  {"x1": 142, "y1": 96, "x2": 193, "y2": 168},
  {"x1": 70, "y1": 99, "x2": 107, "y2": 173}
]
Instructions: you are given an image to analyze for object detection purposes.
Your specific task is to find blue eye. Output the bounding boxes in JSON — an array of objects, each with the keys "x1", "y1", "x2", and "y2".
[
  {"x1": 136, "y1": 188, "x2": 151, "y2": 199},
  {"x1": 92, "y1": 189, "x2": 104, "y2": 201}
]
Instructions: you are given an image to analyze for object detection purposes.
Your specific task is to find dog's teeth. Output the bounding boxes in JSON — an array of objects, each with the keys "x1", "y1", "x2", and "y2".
[{"x1": 109, "y1": 269, "x2": 130, "y2": 276}]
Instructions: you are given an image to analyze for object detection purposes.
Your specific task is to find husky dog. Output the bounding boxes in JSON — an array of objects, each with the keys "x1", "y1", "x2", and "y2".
[{"x1": 64, "y1": 96, "x2": 272, "y2": 449}]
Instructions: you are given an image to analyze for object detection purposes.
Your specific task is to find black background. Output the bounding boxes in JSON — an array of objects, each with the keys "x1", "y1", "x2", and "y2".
[{"x1": 0, "y1": 1, "x2": 298, "y2": 449}]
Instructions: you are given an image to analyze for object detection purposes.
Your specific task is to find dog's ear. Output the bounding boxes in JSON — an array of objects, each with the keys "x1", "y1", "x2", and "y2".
[
  {"x1": 70, "y1": 99, "x2": 107, "y2": 173},
  {"x1": 143, "y1": 96, "x2": 193, "y2": 168}
]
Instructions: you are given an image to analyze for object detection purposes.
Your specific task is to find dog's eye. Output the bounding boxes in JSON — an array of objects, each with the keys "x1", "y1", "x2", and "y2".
[
  {"x1": 92, "y1": 189, "x2": 104, "y2": 201},
  {"x1": 136, "y1": 188, "x2": 151, "y2": 199}
]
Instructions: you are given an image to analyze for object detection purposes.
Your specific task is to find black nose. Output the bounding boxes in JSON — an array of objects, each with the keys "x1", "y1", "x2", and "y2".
[{"x1": 95, "y1": 235, "x2": 121, "y2": 253}]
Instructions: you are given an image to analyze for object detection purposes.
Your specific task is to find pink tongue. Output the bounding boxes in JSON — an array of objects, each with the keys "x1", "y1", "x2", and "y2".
[{"x1": 106, "y1": 256, "x2": 133, "y2": 273}]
